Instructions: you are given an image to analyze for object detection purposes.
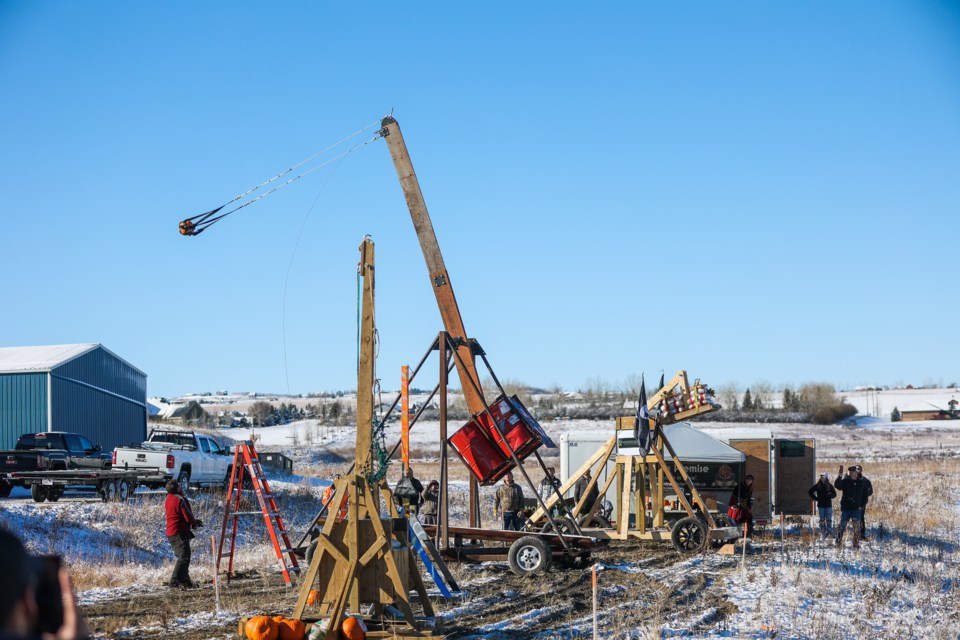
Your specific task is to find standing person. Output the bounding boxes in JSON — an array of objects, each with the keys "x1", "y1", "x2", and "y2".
[
  {"x1": 538, "y1": 466, "x2": 562, "y2": 516},
  {"x1": 808, "y1": 472, "x2": 837, "y2": 538},
  {"x1": 538, "y1": 466, "x2": 561, "y2": 502},
  {"x1": 856, "y1": 465, "x2": 874, "y2": 540},
  {"x1": 0, "y1": 529, "x2": 91, "y2": 640},
  {"x1": 493, "y1": 471, "x2": 525, "y2": 531},
  {"x1": 420, "y1": 480, "x2": 440, "y2": 525},
  {"x1": 394, "y1": 467, "x2": 424, "y2": 515},
  {"x1": 835, "y1": 465, "x2": 868, "y2": 548},
  {"x1": 574, "y1": 468, "x2": 600, "y2": 511},
  {"x1": 165, "y1": 479, "x2": 202, "y2": 589},
  {"x1": 732, "y1": 474, "x2": 755, "y2": 538}
]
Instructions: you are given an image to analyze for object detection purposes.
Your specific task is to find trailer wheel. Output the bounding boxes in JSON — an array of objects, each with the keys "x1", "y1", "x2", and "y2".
[
  {"x1": 671, "y1": 516, "x2": 708, "y2": 553},
  {"x1": 31, "y1": 484, "x2": 47, "y2": 503},
  {"x1": 578, "y1": 514, "x2": 611, "y2": 528},
  {"x1": 117, "y1": 480, "x2": 131, "y2": 502},
  {"x1": 540, "y1": 516, "x2": 577, "y2": 535},
  {"x1": 0, "y1": 480, "x2": 12, "y2": 498},
  {"x1": 46, "y1": 489, "x2": 62, "y2": 502},
  {"x1": 508, "y1": 536, "x2": 552, "y2": 576},
  {"x1": 100, "y1": 480, "x2": 117, "y2": 503}
]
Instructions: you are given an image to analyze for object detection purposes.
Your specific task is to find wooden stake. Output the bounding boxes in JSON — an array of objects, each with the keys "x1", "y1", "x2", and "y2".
[{"x1": 592, "y1": 564, "x2": 598, "y2": 640}]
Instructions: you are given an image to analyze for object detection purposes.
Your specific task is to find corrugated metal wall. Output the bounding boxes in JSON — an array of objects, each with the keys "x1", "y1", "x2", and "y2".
[
  {"x1": 50, "y1": 347, "x2": 147, "y2": 451},
  {"x1": 0, "y1": 372, "x2": 47, "y2": 449}
]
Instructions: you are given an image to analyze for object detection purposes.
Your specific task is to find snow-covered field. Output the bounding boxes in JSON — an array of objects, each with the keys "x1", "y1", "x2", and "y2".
[{"x1": 3, "y1": 396, "x2": 960, "y2": 638}]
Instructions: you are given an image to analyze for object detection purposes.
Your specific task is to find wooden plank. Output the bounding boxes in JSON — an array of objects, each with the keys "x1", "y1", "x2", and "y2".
[{"x1": 528, "y1": 436, "x2": 615, "y2": 523}]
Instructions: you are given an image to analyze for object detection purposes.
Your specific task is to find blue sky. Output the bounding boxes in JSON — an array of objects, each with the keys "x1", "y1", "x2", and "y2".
[{"x1": 2, "y1": 2, "x2": 958, "y2": 397}]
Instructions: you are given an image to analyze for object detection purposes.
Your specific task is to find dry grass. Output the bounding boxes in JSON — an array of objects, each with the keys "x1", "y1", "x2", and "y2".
[{"x1": 814, "y1": 458, "x2": 960, "y2": 537}]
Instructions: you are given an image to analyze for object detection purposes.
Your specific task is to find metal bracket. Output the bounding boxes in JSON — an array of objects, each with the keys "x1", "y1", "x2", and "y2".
[{"x1": 433, "y1": 274, "x2": 447, "y2": 287}]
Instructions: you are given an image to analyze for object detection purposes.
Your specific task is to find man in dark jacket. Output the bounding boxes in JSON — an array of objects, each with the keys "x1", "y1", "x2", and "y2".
[
  {"x1": 394, "y1": 467, "x2": 425, "y2": 515},
  {"x1": 574, "y1": 468, "x2": 600, "y2": 511},
  {"x1": 165, "y1": 479, "x2": 202, "y2": 588},
  {"x1": 856, "y1": 465, "x2": 874, "y2": 540},
  {"x1": 808, "y1": 473, "x2": 837, "y2": 537},
  {"x1": 834, "y1": 465, "x2": 867, "y2": 547}
]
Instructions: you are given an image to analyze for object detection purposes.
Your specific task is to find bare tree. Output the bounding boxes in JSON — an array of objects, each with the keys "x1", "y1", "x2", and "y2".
[
  {"x1": 622, "y1": 373, "x2": 644, "y2": 400},
  {"x1": 717, "y1": 383, "x2": 741, "y2": 411},
  {"x1": 752, "y1": 380, "x2": 775, "y2": 410},
  {"x1": 798, "y1": 382, "x2": 837, "y2": 412},
  {"x1": 582, "y1": 376, "x2": 611, "y2": 401},
  {"x1": 249, "y1": 401, "x2": 273, "y2": 426}
]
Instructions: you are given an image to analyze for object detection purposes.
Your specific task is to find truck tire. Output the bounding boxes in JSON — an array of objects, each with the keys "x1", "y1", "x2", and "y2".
[
  {"x1": 0, "y1": 480, "x2": 12, "y2": 498},
  {"x1": 31, "y1": 484, "x2": 47, "y2": 503},
  {"x1": 507, "y1": 536, "x2": 552, "y2": 576},
  {"x1": 118, "y1": 480, "x2": 131, "y2": 502},
  {"x1": 177, "y1": 470, "x2": 190, "y2": 494},
  {"x1": 47, "y1": 489, "x2": 62, "y2": 502}
]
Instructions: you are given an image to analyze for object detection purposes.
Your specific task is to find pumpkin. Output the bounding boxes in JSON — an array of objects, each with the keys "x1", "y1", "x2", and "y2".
[
  {"x1": 306, "y1": 589, "x2": 319, "y2": 606},
  {"x1": 272, "y1": 616, "x2": 306, "y2": 640},
  {"x1": 340, "y1": 615, "x2": 367, "y2": 640},
  {"x1": 245, "y1": 615, "x2": 279, "y2": 640}
]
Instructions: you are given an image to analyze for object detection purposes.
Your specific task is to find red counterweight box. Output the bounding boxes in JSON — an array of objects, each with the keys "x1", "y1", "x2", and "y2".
[
  {"x1": 481, "y1": 394, "x2": 556, "y2": 461},
  {"x1": 448, "y1": 417, "x2": 514, "y2": 485}
]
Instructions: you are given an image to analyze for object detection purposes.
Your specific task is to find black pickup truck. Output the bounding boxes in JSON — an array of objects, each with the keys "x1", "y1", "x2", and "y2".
[{"x1": 0, "y1": 432, "x2": 112, "y2": 497}]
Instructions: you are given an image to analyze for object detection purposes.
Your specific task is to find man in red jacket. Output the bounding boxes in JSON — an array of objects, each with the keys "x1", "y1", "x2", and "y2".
[{"x1": 165, "y1": 479, "x2": 202, "y2": 588}]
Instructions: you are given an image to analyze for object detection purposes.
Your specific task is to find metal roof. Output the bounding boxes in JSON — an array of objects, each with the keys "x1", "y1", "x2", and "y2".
[{"x1": 0, "y1": 344, "x2": 147, "y2": 377}]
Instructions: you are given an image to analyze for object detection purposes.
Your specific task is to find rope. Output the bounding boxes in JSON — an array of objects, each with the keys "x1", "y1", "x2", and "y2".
[
  {"x1": 180, "y1": 120, "x2": 383, "y2": 235},
  {"x1": 186, "y1": 136, "x2": 380, "y2": 233}
]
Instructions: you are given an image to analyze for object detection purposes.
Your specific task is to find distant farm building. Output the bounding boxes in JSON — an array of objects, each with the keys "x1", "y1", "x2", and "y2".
[
  {"x1": 0, "y1": 343, "x2": 147, "y2": 450},
  {"x1": 898, "y1": 399, "x2": 958, "y2": 422},
  {"x1": 148, "y1": 398, "x2": 208, "y2": 426}
]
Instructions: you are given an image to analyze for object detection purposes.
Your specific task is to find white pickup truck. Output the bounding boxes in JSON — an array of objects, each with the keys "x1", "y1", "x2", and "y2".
[{"x1": 112, "y1": 429, "x2": 233, "y2": 492}]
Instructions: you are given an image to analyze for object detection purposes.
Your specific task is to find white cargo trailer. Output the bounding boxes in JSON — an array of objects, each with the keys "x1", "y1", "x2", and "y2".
[{"x1": 561, "y1": 425, "x2": 816, "y2": 525}]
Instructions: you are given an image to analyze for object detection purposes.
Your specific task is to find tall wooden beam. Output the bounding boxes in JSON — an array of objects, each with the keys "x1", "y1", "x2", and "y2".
[{"x1": 380, "y1": 117, "x2": 485, "y2": 416}]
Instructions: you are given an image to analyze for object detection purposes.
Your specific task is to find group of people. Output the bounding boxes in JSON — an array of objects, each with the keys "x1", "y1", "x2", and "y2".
[
  {"x1": 393, "y1": 467, "x2": 440, "y2": 525},
  {"x1": 493, "y1": 465, "x2": 600, "y2": 531},
  {"x1": 809, "y1": 464, "x2": 873, "y2": 547}
]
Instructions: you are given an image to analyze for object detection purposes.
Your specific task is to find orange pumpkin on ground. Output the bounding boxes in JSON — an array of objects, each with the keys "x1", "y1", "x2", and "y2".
[
  {"x1": 272, "y1": 616, "x2": 306, "y2": 640},
  {"x1": 245, "y1": 615, "x2": 279, "y2": 640},
  {"x1": 340, "y1": 615, "x2": 367, "y2": 640}
]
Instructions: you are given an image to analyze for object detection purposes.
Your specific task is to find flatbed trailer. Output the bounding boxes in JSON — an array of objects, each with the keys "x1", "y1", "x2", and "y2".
[
  {"x1": 419, "y1": 523, "x2": 602, "y2": 575},
  {"x1": 5, "y1": 468, "x2": 166, "y2": 503}
]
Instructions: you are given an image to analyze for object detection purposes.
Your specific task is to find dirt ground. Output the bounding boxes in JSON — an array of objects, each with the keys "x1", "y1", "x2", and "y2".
[
  {"x1": 80, "y1": 532, "x2": 764, "y2": 639},
  {"x1": 77, "y1": 424, "x2": 960, "y2": 638}
]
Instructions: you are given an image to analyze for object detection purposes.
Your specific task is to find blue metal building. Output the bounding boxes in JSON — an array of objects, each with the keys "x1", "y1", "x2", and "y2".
[{"x1": 0, "y1": 344, "x2": 147, "y2": 450}]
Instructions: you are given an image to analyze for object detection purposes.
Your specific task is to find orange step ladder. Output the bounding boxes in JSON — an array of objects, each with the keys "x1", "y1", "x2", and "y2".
[{"x1": 216, "y1": 440, "x2": 300, "y2": 584}]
